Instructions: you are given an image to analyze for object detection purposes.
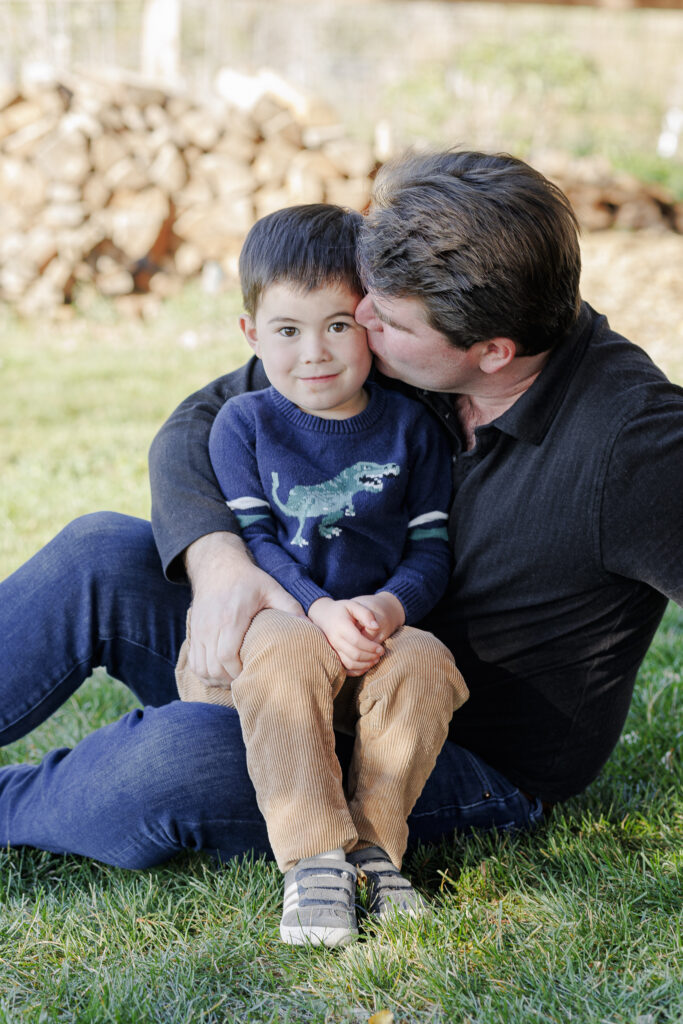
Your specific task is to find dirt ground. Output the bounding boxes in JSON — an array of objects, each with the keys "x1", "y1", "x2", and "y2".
[{"x1": 579, "y1": 230, "x2": 683, "y2": 380}]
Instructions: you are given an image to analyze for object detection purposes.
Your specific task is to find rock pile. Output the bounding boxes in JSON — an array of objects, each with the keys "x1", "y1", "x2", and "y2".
[{"x1": 0, "y1": 74, "x2": 681, "y2": 316}]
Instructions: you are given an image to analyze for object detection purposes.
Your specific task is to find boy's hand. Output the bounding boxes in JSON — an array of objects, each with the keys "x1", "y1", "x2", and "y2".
[
  {"x1": 308, "y1": 597, "x2": 386, "y2": 676},
  {"x1": 351, "y1": 591, "x2": 406, "y2": 644},
  {"x1": 185, "y1": 532, "x2": 304, "y2": 683}
]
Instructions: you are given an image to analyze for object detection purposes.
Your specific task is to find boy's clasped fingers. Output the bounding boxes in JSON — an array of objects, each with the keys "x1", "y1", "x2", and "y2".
[
  {"x1": 337, "y1": 643, "x2": 385, "y2": 675},
  {"x1": 334, "y1": 618, "x2": 385, "y2": 675},
  {"x1": 338, "y1": 611, "x2": 384, "y2": 655},
  {"x1": 344, "y1": 600, "x2": 380, "y2": 631},
  {"x1": 307, "y1": 597, "x2": 385, "y2": 674}
]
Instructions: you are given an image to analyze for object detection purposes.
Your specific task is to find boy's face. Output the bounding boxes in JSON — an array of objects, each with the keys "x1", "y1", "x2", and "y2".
[{"x1": 240, "y1": 281, "x2": 372, "y2": 419}]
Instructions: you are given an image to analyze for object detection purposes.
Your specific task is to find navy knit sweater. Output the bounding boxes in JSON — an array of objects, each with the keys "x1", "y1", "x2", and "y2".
[{"x1": 208, "y1": 381, "x2": 452, "y2": 621}]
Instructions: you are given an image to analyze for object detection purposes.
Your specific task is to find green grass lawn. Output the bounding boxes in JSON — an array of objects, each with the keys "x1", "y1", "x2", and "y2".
[{"x1": 0, "y1": 290, "x2": 681, "y2": 1023}]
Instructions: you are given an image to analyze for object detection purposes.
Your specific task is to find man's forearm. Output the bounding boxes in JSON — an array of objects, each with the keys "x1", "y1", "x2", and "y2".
[{"x1": 184, "y1": 530, "x2": 254, "y2": 590}]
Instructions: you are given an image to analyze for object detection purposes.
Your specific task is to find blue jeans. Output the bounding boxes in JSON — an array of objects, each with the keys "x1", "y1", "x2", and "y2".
[{"x1": 0, "y1": 513, "x2": 543, "y2": 869}]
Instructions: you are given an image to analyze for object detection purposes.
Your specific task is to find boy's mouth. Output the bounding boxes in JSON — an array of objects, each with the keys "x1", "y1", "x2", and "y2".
[{"x1": 298, "y1": 373, "x2": 340, "y2": 382}]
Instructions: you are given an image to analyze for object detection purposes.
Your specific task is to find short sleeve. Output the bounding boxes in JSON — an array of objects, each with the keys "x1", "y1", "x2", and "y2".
[{"x1": 600, "y1": 396, "x2": 683, "y2": 605}]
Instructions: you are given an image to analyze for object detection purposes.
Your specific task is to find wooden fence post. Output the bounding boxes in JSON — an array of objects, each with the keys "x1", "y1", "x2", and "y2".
[{"x1": 141, "y1": 0, "x2": 181, "y2": 82}]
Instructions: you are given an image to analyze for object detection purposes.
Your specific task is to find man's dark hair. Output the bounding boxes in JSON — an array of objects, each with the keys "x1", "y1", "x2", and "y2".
[
  {"x1": 358, "y1": 150, "x2": 582, "y2": 355},
  {"x1": 239, "y1": 204, "x2": 364, "y2": 316}
]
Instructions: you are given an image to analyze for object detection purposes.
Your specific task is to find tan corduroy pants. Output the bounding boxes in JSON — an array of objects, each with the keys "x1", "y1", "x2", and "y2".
[{"x1": 176, "y1": 609, "x2": 468, "y2": 872}]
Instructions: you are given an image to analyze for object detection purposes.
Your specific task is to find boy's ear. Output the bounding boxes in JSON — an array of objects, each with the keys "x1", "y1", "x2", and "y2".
[{"x1": 239, "y1": 314, "x2": 260, "y2": 354}]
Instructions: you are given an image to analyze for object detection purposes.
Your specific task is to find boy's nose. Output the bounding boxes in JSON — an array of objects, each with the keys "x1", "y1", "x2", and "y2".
[{"x1": 301, "y1": 333, "x2": 329, "y2": 361}]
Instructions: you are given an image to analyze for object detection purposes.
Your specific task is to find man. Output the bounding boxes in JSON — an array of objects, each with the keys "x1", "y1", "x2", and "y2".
[{"x1": 0, "y1": 150, "x2": 680, "y2": 868}]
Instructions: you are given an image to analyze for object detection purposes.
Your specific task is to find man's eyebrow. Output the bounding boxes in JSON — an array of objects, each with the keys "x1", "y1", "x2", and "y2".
[{"x1": 372, "y1": 301, "x2": 413, "y2": 333}]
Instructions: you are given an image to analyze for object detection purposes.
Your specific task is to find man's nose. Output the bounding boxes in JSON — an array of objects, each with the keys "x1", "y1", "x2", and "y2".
[{"x1": 355, "y1": 294, "x2": 382, "y2": 331}]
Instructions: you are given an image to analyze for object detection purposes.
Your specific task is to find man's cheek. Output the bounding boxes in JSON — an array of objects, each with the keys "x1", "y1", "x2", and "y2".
[
  {"x1": 366, "y1": 329, "x2": 384, "y2": 354},
  {"x1": 372, "y1": 353, "x2": 400, "y2": 379}
]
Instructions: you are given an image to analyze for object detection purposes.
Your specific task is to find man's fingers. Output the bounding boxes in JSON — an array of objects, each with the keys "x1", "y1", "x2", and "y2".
[
  {"x1": 187, "y1": 605, "x2": 240, "y2": 683},
  {"x1": 187, "y1": 639, "x2": 208, "y2": 680},
  {"x1": 189, "y1": 638, "x2": 233, "y2": 684},
  {"x1": 188, "y1": 638, "x2": 229, "y2": 684},
  {"x1": 215, "y1": 623, "x2": 245, "y2": 680}
]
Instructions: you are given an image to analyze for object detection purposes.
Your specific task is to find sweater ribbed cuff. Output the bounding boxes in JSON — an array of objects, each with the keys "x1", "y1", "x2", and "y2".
[
  {"x1": 380, "y1": 583, "x2": 425, "y2": 627},
  {"x1": 291, "y1": 578, "x2": 332, "y2": 614}
]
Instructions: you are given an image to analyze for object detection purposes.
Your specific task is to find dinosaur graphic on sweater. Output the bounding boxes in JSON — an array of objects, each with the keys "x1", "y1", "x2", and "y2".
[{"x1": 271, "y1": 461, "x2": 400, "y2": 547}]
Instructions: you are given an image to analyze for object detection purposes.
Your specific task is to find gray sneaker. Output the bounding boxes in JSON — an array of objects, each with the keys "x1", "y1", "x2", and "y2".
[
  {"x1": 280, "y1": 850, "x2": 358, "y2": 947},
  {"x1": 348, "y1": 846, "x2": 426, "y2": 918}
]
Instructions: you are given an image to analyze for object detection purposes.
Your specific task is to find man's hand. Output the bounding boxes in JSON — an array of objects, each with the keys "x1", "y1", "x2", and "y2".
[
  {"x1": 185, "y1": 532, "x2": 304, "y2": 683},
  {"x1": 308, "y1": 597, "x2": 389, "y2": 676}
]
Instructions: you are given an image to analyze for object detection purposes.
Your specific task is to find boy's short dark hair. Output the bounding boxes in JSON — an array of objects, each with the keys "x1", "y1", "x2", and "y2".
[
  {"x1": 239, "y1": 204, "x2": 364, "y2": 316},
  {"x1": 358, "y1": 150, "x2": 582, "y2": 355}
]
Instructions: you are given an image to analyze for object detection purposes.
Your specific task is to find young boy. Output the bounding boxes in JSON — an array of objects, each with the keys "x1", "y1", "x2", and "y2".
[{"x1": 176, "y1": 204, "x2": 468, "y2": 947}]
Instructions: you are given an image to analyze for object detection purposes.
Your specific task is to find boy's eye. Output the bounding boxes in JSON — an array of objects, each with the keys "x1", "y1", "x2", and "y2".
[
  {"x1": 278, "y1": 326, "x2": 298, "y2": 337},
  {"x1": 329, "y1": 321, "x2": 350, "y2": 334}
]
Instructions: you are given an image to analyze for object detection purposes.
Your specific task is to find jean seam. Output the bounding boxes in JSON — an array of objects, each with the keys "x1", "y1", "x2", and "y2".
[
  {"x1": 0, "y1": 654, "x2": 97, "y2": 734},
  {"x1": 99, "y1": 633, "x2": 179, "y2": 667},
  {"x1": 0, "y1": 635, "x2": 177, "y2": 737}
]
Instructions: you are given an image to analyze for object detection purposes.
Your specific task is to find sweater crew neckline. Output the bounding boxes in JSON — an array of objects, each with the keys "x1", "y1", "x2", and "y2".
[{"x1": 268, "y1": 381, "x2": 386, "y2": 433}]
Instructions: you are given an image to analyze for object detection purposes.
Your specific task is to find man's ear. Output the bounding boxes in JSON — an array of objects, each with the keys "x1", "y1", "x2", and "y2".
[
  {"x1": 479, "y1": 337, "x2": 517, "y2": 374},
  {"x1": 239, "y1": 314, "x2": 260, "y2": 355}
]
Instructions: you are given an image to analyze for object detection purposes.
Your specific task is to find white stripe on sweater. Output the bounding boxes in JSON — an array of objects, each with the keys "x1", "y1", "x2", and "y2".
[
  {"x1": 227, "y1": 496, "x2": 270, "y2": 510},
  {"x1": 408, "y1": 511, "x2": 448, "y2": 527}
]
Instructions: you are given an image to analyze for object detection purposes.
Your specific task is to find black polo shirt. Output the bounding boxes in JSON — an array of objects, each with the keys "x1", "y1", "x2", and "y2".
[
  {"x1": 418, "y1": 303, "x2": 682, "y2": 800},
  {"x1": 150, "y1": 303, "x2": 683, "y2": 803}
]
